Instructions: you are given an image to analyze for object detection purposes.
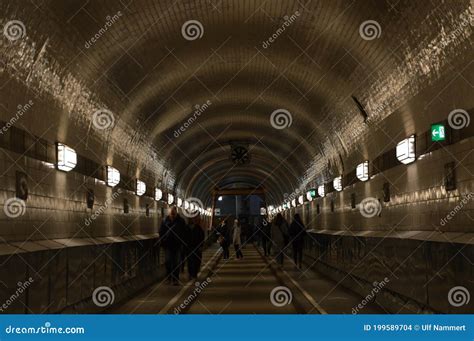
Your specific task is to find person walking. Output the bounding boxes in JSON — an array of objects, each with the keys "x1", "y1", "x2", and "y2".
[
  {"x1": 185, "y1": 213, "x2": 205, "y2": 280},
  {"x1": 217, "y1": 218, "x2": 231, "y2": 260},
  {"x1": 232, "y1": 219, "x2": 243, "y2": 259},
  {"x1": 271, "y1": 213, "x2": 289, "y2": 266},
  {"x1": 159, "y1": 206, "x2": 186, "y2": 285},
  {"x1": 289, "y1": 213, "x2": 306, "y2": 269},
  {"x1": 260, "y1": 217, "x2": 272, "y2": 256}
]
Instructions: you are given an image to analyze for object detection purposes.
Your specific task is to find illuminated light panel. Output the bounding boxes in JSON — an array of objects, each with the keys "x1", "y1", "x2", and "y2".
[
  {"x1": 218, "y1": 196, "x2": 223, "y2": 201},
  {"x1": 318, "y1": 185, "x2": 325, "y2": 197},
  {"x1": 184, "y1": 201, "x2": 190, "y2": 210},
  {"x1": 298, "y1": 195, "x2": 304, "y2": 205},
  {"x1": 356, "y1": 161, "x2": 369, "y2": 181},
  {"x1": 291, "y1": 199, "x2": 296, "y2": 207},
  {"x1": 333, "y1": 176, "x2": 343, "y2": 192},
  {"x1": 396, "y1": 135, "x2": 416, "y2": 164},
  {"x1": 306, "y1": 191, "x2": 313, "y2": 201},
  {"x1": 167, "y1": 193, "x2": 174, "y2": 205},
  {"x1": 177, "y1": 198, "x2": 183, "y2": 207},
  {"x1": 56, "y1": 143, "x2": 77, "y2": 172},
  {"x1": 106, "y1": 166, "x2": 120, "y2": 187},
  {"x1": 136, "y1": 180, "x2": 146, "y2": 196},
  {"x1": 260, "y1": 207, "x2": 267, "y2": 215},
  {"x1": 155, "y1": 188, "x2": 163, "y2": 201}
]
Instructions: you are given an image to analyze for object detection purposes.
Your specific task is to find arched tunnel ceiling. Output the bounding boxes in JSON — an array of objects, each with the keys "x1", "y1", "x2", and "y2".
[{"x1": 1, "y1": 0, "x2": 473, "y2": 205}]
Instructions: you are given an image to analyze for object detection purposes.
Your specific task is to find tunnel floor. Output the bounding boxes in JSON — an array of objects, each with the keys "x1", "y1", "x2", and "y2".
[
  {"x1": 186, "y1": 247, "x2": 298, "y2": 314},
  {"x1": 108, "y1": 244, "x2": 383, "y2": 314}
]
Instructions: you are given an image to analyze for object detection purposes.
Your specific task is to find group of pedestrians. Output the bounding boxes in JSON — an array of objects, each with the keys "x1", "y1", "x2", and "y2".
[
  {"x1": 158, "y1": 207, "x2": 307, "y2": 286},
  {"x1": 216, "y1": 218, "x2": 244, "y2": 260},
  {"x1": 159, "y1": 206, "x2": 205, "y2": 286},
  {"x1": 259, "y1": 213, "x2": 307, "y2": 268}
]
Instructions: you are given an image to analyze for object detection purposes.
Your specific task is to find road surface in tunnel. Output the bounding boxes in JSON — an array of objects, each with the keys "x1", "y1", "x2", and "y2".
[
  {"x1": 109, "y1": 243, "x2": 383, "y2": 314},
  {"x1": 185, "y1": 246, "x2": 299, "y2": 314}
]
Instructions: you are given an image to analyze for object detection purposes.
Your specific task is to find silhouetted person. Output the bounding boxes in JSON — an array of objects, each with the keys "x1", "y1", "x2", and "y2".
[
  {"x1": 232, "y1": 219, "x2": 243, "y2": 259},
  {"x1": 260, "y1": 217, "x2": 272, "y2": 256},
  {"x1": 185, "y1": 213, "x2": 205, "y2": 280},
  {"x1": 159, "y1": 206, "x2": 186, "y2": 285},
  {"x1": 271, "y1": 213, "x2": 289, "y2": 266},
  {"x1": 217, "y1": 218, "x2": 231, "y2": 260},
  {"x1": 289, "y1": 213, "x2": 306, "y2": 269}
]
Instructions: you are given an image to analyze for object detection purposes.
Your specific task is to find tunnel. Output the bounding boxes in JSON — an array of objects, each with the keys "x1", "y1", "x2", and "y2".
[{"x1": 0, "y1": 0, "x2": 474, "y2": 332}]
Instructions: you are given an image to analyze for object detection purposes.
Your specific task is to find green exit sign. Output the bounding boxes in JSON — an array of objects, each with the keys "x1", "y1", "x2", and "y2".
[
  {"x1": 309, "y1": 189, "x2": 316, "y2": 198},
  {"x1": 431, "y1": 123, "x2": 446, "y2": 142}
]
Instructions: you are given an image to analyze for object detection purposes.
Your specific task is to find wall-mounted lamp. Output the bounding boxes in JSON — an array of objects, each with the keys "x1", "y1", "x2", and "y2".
[
  {"x1": 136, "y1": 180, "x2": 146, "y2": 196},
  {"x1": 356, "y1": 161, "x2": 369, "y2": 181},
  {"x1": 106, "y1": 166, "x2": 120, "y2": 187},
  {"x1": 56, "y1": 143, "x2": 77, "y2": 172},
  {"x1": 396, "y1": 135, "x2": 416, "y2": 164}
]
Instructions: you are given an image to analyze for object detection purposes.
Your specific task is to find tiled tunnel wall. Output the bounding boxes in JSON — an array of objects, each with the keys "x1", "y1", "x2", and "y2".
[
  {"x1": 1, "y1": 238, "x2": 162, "y2": 313},
  {"x1": 286, "y1": 138, "x2": 474, "y2": 313},
  {"x1": 0, "y1": 60, "x2": 212, "y2": 314},
  {"x1": 0, "y1": 140, "x2": 210, "y2": 314},
  {"x1": 0, "y1": 12, "x2": 472, "y2": 314},
  {"x1": 298, "y1": 137, "x2": 474, "y2": 233},
  {"x1": 304, "y1": 234, "x2": 473, "y2": 314}
]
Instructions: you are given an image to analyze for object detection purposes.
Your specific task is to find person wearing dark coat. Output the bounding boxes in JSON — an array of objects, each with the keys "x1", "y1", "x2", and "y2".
[
  {"x1": 185, "y1": 214, "x2": 206, "y2": 279},
  {"x1": 271, "y1": 213, "x2": 289, "y2": 266},
  {"x1": 289, "y1": 213, "x2": 306, "y2": 269},
  {"x1": 260, "y1": 217, "x2": 272, "y2": 256},
  {"x1": 217, "y1": 218, "x2": 231, "y2": 260},
  {"x1": 159, "y1": 206, "x2": 186, "y2": 285}
]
